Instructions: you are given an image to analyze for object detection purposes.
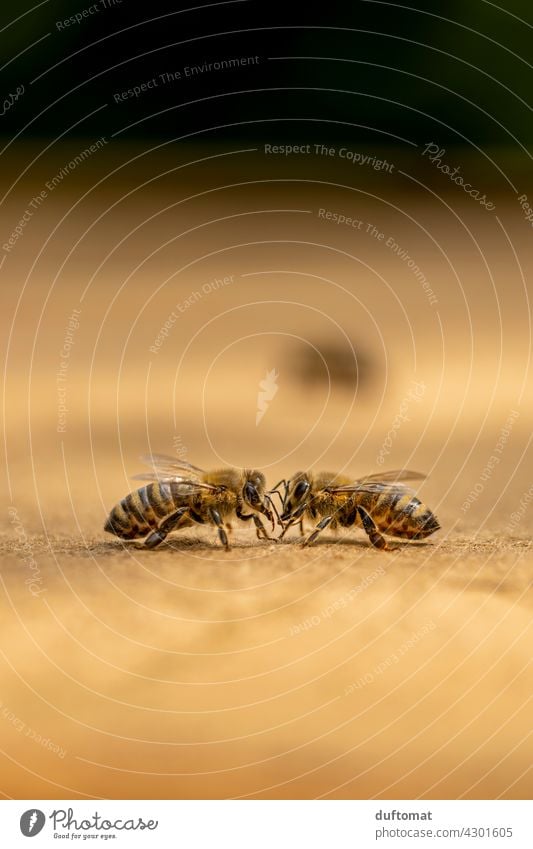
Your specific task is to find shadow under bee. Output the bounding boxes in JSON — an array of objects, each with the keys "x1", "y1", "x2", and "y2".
[{"x1": 277, "y1": 534, "x2": 437, "y2": 549}]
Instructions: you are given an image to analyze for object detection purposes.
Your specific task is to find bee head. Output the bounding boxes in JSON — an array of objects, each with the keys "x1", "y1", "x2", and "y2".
[
  {"x1": 243, "y1": 470, "x2": 274, "y2": 525},
  {"x1": 280, "y1": 472, "x2": 311, "y2": 521}
]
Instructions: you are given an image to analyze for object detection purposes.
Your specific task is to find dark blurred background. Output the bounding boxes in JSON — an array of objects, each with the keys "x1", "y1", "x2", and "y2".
[{"x1": 2, "y1": 0, "x2": 532, "y2": 163}]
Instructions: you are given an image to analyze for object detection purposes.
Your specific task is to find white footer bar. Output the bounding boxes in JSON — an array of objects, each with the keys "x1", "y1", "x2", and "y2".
[{"x1": 2, "y1": 800, "x2": 531, "y2": 848}]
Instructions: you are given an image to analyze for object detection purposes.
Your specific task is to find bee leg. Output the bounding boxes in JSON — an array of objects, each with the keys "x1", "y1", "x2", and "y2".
[
  {"x1": 236, "y1": 505, "x2": 255, "y2": 528},
  {"x1": 279, "y1": 515, "x2": 303, "y2": 541},
  {"x1": 209, "y1": 508, "x2": 230, "y2": 550},
  {"x1": 237, "y1": 508, "x2": 273, "y2": 542},
  {"x1": 251, "y1": 514, "x2": 275, "y2": 541},
  {"x1": 143, "y1": 507, "x2": 190, "y2": 549},
  {"x1": 357, "y1": 506, "x2": 392, "y2": 550},
  {"x1": 303, "y1": 515, "x2": 333, "y2": 547},
  {"x1": 279, "y1": 503, "x2": 307, "y2": 541},
  {"x1": 278, "y1": 520, "x2": 293, "y2": 541}
]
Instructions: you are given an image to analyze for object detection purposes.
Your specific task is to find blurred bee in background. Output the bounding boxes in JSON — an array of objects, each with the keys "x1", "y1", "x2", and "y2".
[
  {"x1": 104, "y1": 454, "x2": 276, "y2": 550},
  {"x1": 274, "y1": 469, "x2": 440, "y2": 550}
]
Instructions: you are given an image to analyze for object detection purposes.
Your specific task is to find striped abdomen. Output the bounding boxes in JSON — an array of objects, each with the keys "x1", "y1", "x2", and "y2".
[
  {"x1": 104, "y1": 482, "x2": 189, "y2": 540},
  {"x1": 356, "y1": 490, "x2": 440, "y2": 540}
]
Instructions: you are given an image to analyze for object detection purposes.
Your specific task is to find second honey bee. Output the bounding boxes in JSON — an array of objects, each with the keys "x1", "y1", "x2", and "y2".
[
  {"x1": 275, "y1": 469, "x2": 440, "y2": 550},
  {"x1": 104, "y1": 454, "x2": 276, "y2": 550}
]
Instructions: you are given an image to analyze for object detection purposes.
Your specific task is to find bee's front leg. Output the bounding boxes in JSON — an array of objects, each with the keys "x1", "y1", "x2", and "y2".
[
  {"x1": 209, "y1": 507, "x2": 230, "y2": 550},
  {"x1": 251, "y1": 514, "x2": 275, "y2": 541},
  {"x1": 236, "y1": 504, "x2": 254, "y2": 525},
  {"x1": 279, "y1": 503, "x2": 307, "y2": 541},
  {"x1": 236, "y1": 504, "x2": 274, "y2": 541},
  {"x1": 278, "y1": 520, "x2": 293, "y2": 541}
]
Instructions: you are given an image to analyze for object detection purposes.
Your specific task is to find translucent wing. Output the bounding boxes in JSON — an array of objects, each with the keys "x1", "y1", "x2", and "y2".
[
  {"x1": 327, "y1": 470, "x2": 427, "y2": 495},
  {"x1": 327, "y1": 482, "x2": 416, "y2": 496},
  {"x1": 132, "y1": 454, "x2": 216, "y2": 489},
  {"x1": 131, "y1": 472, "x2": 217, "y2": 491},
  {"x1": 356, "y1": 469, "x2": 426, "y2": 484},
  {"x1": 140, "y1": 453, "x2": 205, "y2": 478}
]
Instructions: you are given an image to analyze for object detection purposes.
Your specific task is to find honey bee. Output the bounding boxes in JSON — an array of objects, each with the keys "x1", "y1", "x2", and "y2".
[
  {"x1": 275, "y1": 469, "x2": 440, "y2": 550},
  {"x1": 104, "y1": 454, "x2": 276, "y2": 550}
]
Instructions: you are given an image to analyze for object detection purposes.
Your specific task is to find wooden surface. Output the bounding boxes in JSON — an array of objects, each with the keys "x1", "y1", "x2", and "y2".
[{"x1": 1, "y1": 167, "x2": 531, "y2": 798}]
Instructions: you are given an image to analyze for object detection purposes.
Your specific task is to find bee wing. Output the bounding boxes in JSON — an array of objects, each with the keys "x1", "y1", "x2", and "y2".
[
  {"x1": 140, "y1": 453, "x2": 205, "y2": 478},
  {"x1": 131, "y1": 472, "x2": 218, "y2": 492},
  {"x1": 327, "y1": 482, "x2": 416, "y2": 496},
  {"x1": 355, "y1": 469, "x2": 427, "y2": 484},
  {"x1": 327, "y1": 471, "x2": 426, "y2": 495}
]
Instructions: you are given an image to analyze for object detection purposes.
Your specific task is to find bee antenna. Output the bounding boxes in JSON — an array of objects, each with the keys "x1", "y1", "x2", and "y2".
[
  {"x1": 269, "y1": 479, "x2": 288, "y2": 505},
  {"x1": 269, "y1": 490, "x2": 285, "y2": 511},
  {"x1": 265, "y1": 493, "x2": 281, "y2": 526}
]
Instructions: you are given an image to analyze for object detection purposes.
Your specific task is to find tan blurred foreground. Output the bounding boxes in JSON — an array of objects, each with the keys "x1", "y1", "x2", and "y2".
[{"x1": 0, "y1": 527, "x2": 531, "y2": 800}]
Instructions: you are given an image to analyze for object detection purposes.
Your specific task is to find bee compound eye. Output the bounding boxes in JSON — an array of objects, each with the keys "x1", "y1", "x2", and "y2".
[
  {"x1": 294, "y1": 481, "x2": 310, "y2": 500},
  {"x1": 244, "y1": 482, "x2": 259, "y2": 504}
]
